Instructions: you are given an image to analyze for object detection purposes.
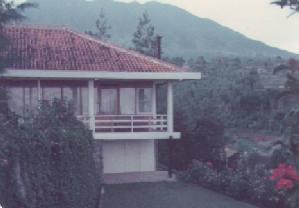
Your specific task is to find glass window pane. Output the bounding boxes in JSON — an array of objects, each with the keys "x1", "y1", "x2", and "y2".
[
  {"x1": 137, "y1": 88, "x2": 152, "y2": 113},
  {"x1": 61, "y1": 87, "x2": 88, "y2": 116},
  {"x1": 8, "y1": 87, "x2": 23, "y2": 115},
  {"x1": 120, "y1": 88, "x2": 135, "y2": 115},
  {"x1": 24, "y1": 87, "x2": 38, "y2": 114},
  {"x1": 43, "y1": 87, "x2": 61, "y2": 101},
  {"x1": 100, "y1": 89, "x2": 117, "y2": 114},
  {"x1": 81, "y1": 87, "x2": 88, "y2": 115},
  {"x1": 62, "y1": 87, "x2": 73, "y2": 101}
]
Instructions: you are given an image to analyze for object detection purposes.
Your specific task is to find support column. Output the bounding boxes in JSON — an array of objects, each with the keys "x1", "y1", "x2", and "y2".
[
  {"x1": 152, "y1": 81, "x2": 157, "y2": 116},
  {"x1": 37, "y1": 80, "x2": 41, "y2": 101},
  {"x1": 167, "y1": 81, "x2": 174, "y2": 133},
  {"x1": 168, "y1": 136, "x2": 174, "y2": 178},
  {"x1": 152, "y1": 82, "x2": 158, "y2": 170},
  {"x1": 88, "y1": 80, "x2": 95, "y2": 133},
  {"x1": 167, "y1": 82, "x2": 174, "y2": 178}
]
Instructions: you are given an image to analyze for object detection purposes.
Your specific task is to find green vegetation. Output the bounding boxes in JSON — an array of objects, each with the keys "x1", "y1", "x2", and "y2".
[
  {"x1": 158, "y1": 57, "x2": 287, "y2": 170},
  {"x1": 25, "y1": 0, "x2": 297, "y2": 58},
  {"x1": 163, "y1": 56, "x2": 299, "y2": 208},
  {"x1": 0, "y1": 0, "x2": 36, "y2": 71},
  {"x1": 86, "y1": 8, "x2": 111, "y2": 41},
  {"x1": 180, "y1": 160, "x2": 284, "y2": 208},
  {"x1": 132, "y1": 11, "x2": 156, "y2": 57},
  {"x1": 272, "y1": 0, "x2": 299, "y2": 15},
  {"x1": 0, "y1": 100, "x2": 101, "y2": 208}
]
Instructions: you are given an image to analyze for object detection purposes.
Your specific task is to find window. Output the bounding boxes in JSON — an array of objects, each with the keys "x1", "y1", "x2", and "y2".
[
  {"x1": 7, "y1": 85, "x2": 38, "y2": 116},
  {"x1": 120, "y1": 88, "x2": 136, "y2": 115},
  {"x1": 8, "y1": 87, "x2": 23, "y2": 115},
  {"x1": 96, "y1": 86, "x2": 153, "y2": 115},
  {"x1": 43, "y1": 87, "x2": 61, "y2": 101},
  {"x1": 99, "y1": 88, "x2": 118, "y2": 114},
  {"x1": 61, "y1": 87, "x2": 88, "y2": 115},
  {"x1": 137, "y1": 88, "x2": 152, "y2": 114}
]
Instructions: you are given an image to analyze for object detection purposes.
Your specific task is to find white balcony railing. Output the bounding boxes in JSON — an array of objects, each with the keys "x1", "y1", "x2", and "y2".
[{"x1": 77, "y1": 114, "x2": 168, "y2": 133}]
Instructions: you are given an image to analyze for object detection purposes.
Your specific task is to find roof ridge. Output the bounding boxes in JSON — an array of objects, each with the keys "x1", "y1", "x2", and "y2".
[
  {"x1": 66, "y1": 28, "x2": 187, "y2": 72},
  {"x1": 5, "y1": 24, "x2": 70, "y2": 31}
]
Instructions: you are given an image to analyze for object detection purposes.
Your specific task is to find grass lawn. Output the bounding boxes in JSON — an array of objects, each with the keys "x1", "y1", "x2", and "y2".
[{"x1": 103, "y1": 182, "x2": 258, "y2": 208}]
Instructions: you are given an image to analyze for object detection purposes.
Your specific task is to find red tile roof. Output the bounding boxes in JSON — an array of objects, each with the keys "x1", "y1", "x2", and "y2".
[{"x1": 2, "y1": 26, "x2": 185, "y2": 73}]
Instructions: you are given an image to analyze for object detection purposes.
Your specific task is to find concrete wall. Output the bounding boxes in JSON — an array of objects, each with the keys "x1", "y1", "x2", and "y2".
[{"x1": 102, "y1": 140, "x2": 156, "y2": 173}]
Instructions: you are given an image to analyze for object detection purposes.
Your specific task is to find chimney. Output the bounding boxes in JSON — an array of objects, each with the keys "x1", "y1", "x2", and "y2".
[{"x1": 155, "y1": 35, "x2": 162, "y2": 59}]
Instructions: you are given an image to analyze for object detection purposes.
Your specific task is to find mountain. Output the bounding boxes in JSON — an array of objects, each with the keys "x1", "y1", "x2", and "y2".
[{"x1": 23, "y1": 0, "x2": 297, "y2": 58}]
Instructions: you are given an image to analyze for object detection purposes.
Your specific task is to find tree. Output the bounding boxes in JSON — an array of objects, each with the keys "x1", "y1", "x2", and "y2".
[
  {"x1": 273, "y1": 59, "x2": 299, "y2": 164},
  {"x1": 271, "y1": 2, "x2": 299, "y2": 206},
  {"x1": 163, "y1": 56, "x2": 185, "y2": 67},
  {"x1": 0, "y1": 100, "x2": 101, "y2": 208},
  {"x1": 0, "y1": 0, "x2": 37, "y2": 72},
  {"x1": 272, "y1": 0, "x2": 299, "y2": 9},
  {"x1": 86, "y1": 8, "x2": 111, "y2": 41},
  {"x1": 0, "y1": 0, "x2": 36, "y2": 113},
  {"x1": 132, "y1": 11, "x2": 156, "y2": 57},
  {"x1": 0, "y1": 1, "x2": 36, "y2": 207},
  {"x1": 272, "y1": 0, "x2": 299, "y2": 15}
]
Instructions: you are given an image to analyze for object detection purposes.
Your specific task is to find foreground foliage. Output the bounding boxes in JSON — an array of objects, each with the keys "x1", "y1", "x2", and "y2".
[
  {"x1": 180, "y1": 161, "x2": 292, "y2": 208},
  {"x1": 159, "y1": 57, "x2": 287, "y2": 170},
  {"x1": 0, "y1": 100, "x2": 100, "y2": 208}
]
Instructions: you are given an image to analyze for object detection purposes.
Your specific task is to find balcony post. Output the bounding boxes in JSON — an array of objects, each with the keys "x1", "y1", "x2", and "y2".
[
  {"x1": 37, "y1": 79, "x2": 41, "y2": 101},
  {"x1": 152, "y1": 81, "x2": 157, "y2": 116},
  {"x1": 88, "y1": 80, "x2": 95, "y2": 133},
  {"x1": 167, "y1": 81, "x2": 174, "y2": 133}
]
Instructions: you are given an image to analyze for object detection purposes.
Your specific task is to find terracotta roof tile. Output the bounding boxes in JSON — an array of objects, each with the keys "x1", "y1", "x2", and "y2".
[{"x1": 2, "y1": 26, "x2": 186, "y2": 73}]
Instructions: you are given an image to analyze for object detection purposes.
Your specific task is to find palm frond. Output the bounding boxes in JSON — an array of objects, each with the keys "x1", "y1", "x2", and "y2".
[
  {"x1": 271, "y1": 0, "x2": 287, "y2": 8},
  {"x1": 16, "y1": 2, "x2": 38, "y2": 11},
  {"x1": 0, "y1": 1, "x2": 37, "y2": 25}
]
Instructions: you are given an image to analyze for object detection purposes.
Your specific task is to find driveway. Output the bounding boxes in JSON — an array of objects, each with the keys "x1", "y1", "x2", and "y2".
[{"x1": 103, "y1": 182, "x2": 258, "y2": 208}]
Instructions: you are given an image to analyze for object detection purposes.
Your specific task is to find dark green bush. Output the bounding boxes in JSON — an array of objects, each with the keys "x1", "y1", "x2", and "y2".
[
  {"x1": 159, "y1": 117, "x2": 226, "y2": 170},
  {"x1": 0, "y1": 99, "x2": 101, "y2": 208}
]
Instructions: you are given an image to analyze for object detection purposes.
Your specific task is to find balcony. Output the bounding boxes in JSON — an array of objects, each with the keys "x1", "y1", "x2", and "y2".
[{"x1": 77, "y1": 114, "x2": 180, "y2": 140}]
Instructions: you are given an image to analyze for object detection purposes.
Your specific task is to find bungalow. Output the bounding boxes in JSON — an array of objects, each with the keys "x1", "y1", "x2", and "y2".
[{"x1": 0, "y1": 26, "x2": 201, "y2": 175}]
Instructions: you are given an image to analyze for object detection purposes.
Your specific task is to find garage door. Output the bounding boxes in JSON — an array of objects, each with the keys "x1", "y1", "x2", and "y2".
[{"x1": 103, "y1": 140, "x2": 156, "y2": 173}]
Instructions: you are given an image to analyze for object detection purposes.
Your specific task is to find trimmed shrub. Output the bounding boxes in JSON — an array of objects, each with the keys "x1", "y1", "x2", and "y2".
[{"x1": 0, "y1": 99, "x2": 101, "y2": 208}]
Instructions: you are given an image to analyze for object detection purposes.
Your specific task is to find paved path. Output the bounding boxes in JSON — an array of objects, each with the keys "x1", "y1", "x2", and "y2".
[{"x1": 103, "y1": 182, "x2": 258, "y2": 208}]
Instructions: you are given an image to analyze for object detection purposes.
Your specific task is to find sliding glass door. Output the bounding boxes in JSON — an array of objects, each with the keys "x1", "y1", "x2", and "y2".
[
  {"x1": 120, "y1": 88, "x2": 136, "y2": 115},
  {"x1": 98, "y1": 88, "x2": 118, "y2": 115},
  {"x1": 97, "y1": 86, "x2": 153, "y2": 115}
]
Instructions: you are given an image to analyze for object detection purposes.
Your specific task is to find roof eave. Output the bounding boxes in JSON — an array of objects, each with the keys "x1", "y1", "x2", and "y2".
[{"x1": 2, "y1": 69, "x2": 201, "y2": 81}]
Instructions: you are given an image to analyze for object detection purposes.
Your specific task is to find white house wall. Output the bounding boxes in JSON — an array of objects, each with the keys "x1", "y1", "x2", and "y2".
[{"x1": 103, "y1": 140, "x2": 156, "y2": 173}]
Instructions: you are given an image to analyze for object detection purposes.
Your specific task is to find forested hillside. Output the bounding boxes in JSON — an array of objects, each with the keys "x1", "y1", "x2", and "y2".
[{"x1": 24, "y1": 0, "x2": 297, "y2": 58}]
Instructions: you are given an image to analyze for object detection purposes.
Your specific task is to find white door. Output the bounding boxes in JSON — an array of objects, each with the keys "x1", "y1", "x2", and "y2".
[{"x1": 103, "y1": 140, "x2": 156, "y2": 173}]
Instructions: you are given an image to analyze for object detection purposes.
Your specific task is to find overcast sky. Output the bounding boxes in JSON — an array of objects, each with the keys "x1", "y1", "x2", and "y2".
[{"x1": 115, "y1": 0, "x2": 299, "y2": 54}]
